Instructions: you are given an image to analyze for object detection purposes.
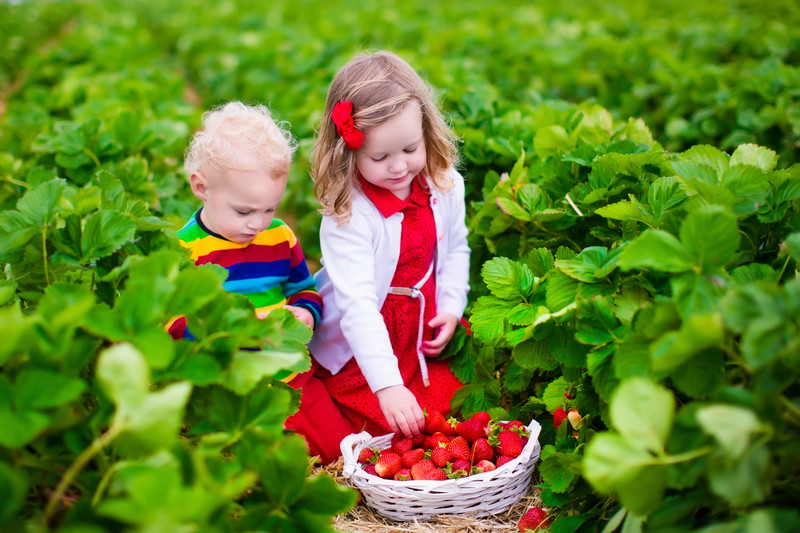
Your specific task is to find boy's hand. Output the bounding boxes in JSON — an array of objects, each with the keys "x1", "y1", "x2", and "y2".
[
  {"x1": 375, "y1": 385, "x2": 425, "y2": 438},
  {"x1": 421, "y1": 312, "x2": 458, "y2": 357},
  {"x1": 285, "y1": 305, "x2": 315, "y2": 328}
]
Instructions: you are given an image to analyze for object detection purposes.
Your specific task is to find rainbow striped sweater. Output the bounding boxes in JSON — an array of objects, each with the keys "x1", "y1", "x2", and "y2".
[{"x1": 168, "y1": 210, "x2": 323, "y2": 344}]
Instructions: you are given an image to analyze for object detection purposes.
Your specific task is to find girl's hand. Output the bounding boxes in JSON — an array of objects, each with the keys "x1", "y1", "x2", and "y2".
[
  {"x1": 375, "y1": 385, "x2": 425, "y2": 437},
  {"x1": 421, "y1": 312, "x2": 458, "y2": 357},
  {"x1": 285, "y1": 305, "x2": 315, "y2": 328}
]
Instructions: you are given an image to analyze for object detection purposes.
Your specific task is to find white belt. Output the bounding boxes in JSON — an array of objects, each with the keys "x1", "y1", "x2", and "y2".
[{"x1": 387, "y1": 262, "x2": 434, "y2": 387}]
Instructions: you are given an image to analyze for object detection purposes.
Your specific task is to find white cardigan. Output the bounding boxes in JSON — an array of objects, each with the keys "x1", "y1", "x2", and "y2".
[{"x1": 308, "y1": 169, "x2": 470, "y2": 393}]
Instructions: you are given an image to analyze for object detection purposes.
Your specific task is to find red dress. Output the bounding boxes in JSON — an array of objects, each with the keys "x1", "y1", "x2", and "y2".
[{"x1": 317, "y1": 176, "x2": 463, "y2": 437}]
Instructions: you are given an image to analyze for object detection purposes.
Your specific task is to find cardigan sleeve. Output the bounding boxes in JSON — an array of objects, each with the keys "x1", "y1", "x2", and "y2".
[
  {"x1": 318, "y1": 208, "x2": 403, "y2": 392},
  {"x1": 434, "y1": 169, "x2": 471, "y2": 318}
]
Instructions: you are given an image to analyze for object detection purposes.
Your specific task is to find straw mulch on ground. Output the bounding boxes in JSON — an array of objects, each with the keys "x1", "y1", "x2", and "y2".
[{"x1": 314, "y1": 458, "x2": 542, "y2": 533}]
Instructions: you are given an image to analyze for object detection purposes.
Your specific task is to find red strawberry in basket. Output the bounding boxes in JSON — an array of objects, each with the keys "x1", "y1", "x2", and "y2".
[
  {"x1": 470, "y1": 437, "x2": 495, "y2": 464},
  {"x1": 455, "y1": 417, "x2": 487, "y2": 443},
  {"x1": 446, "y1": 436, "x2": 471, "y2": 462},
  {"x1": 427, "y1": 432, "x2": 451, "y2": 450},
  {"x1": 401, "y1": 448, "x2": 425, "y2": 468},
  {"x1": 410, "y1": 459, "x2": 437, "y2": 480},
  {"x1": 518, "y1": 507, "x2": 550, "y2": 531},
  {"x1": 374, "y1": 451, "x2": 402, "y2": 479},
  {"x1": 472, "y1": 411, "x2": 491, "y2": 427},
  {"x1": 423, "y1": 468, "x2": 448, "y2": 481},
  {"x1": 357, "y1": 447, "x2": 376, "y2": 464},
  {"x1": 391, "y1": 434, "x2": 413, "y2": 455},
  {"x1": 363, "y1": 464, "x2": 378, "y2": 476},
  {"x1": 505, "y1": 420, "x2": 526, "y2": 432},
  {"x1": 424, "y1": 409, "x2": 455, "y2": 435},
  {"x1": 431, "y1": 444, "x2": 454, "y2": 468},
  {"x1": 496, "y1": 455, "x2": 515, "y2": 468},
  {"x1": 493, "y1": 429, "x2": 524, "y2": 458}
]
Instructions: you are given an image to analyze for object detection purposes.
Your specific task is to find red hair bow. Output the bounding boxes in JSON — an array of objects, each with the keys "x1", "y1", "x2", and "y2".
[{"x1": 331, "y1": 100, "x2": 364, "y2": 150}]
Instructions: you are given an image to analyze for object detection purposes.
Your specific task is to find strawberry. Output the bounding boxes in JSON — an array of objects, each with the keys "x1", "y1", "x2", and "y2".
[
  {"x1": 410, "y1": 459, "x2": 437, "y2": 480},
  {"x1": 505, "y1": 420, "x2": 525, "y2": 431},
  {"x1": 553, "y1": 408, "x2": 567, "y2": 429},
  {"x1": 394, "y1": 467, "x2": 412, "y2": 481},
  {"x1": 357, "y1": 447, "x2": 376, "y2": 464},
  {"x1": 391, "y1": 434, "x2": 413, "y2": 455},
  {"x1": 564, "y1": 390, "x2": 575, "y2": 400},
  {"x1": 423, "y1": 467, "x2": 448, "y2": 481},
  {"x1": 449, "y1": 458, "x2": 471, "y2": 477},
  {"x1": 470, "y1": 437, "x2": 495, "y2": 464},
  {"x1": 431, "y1": 445, "x2": 453, "y2": 468},
  {"x1": 455, "y1": 418, "x2": 487, "y2": 443},
  {"x1": 401, "y1": 448, "x2": 425, "y2": 468},
  {"x1": 496, "y1": 455, "x2": 515, "y2": 468},
  {"x1": 568, "y1": 409, "x2": 584, "y2": 430},
  {"x1": 473, "y1": 459, "x2": 496, "y2": 473},
  {"x1": 424, "y1": 409, "x2": 453, "y2": 435},
  {"x1": 427, "y1": 432, "x2": 451, "y2": 450},
  {"x1": 471, "y1": 411, "x2": 492, "y2": 427},
  {"x1": 446, "y1": 436, "x2": 471, "y2": 462},
  {"x1": 411, "y1": 433, "x2": 425, "y2": 447},
  {"x1": 494, "y1": 429, "x2": 524, "y2": 458},
  {"x1": 518, "y1": 507, "x2": 550, "y2": 531},
  {"x1": 374, "y1": 451, "x2": 402, "y2": 479},
  {"x1": 363, "y1": 464, "x2": 378, "y2": 476}
]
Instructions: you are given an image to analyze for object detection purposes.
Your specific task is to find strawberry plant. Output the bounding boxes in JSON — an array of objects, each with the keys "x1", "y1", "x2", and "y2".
[{"x1": 455, "y1": 100, "x2": 800, "y2": 530}]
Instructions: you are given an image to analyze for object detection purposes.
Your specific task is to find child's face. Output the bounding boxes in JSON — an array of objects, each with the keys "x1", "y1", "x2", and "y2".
[
  {"x1": 355, "y1": 101, "x2": 427, "y2": 201},
  {"x1": 190, "y1": 166, "x2": 287, "y2": 243}
]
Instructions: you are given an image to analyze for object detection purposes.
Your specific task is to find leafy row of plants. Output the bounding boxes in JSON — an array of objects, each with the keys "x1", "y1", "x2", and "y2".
[
  {"x1": 0, "y1": 174, "x2": 356, "y2": 530},
  {"x1": 450, "y1": 101, "x2": 800, "y2": 531},
  {"x1": 1, "y1": 3, "x2": 356, "y2": 531}
]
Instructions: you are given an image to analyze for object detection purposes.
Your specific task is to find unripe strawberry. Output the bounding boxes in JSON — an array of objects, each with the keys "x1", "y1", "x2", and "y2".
[
  {"x1": 568, "y1": 409, "x2": 584, "y2": 430},
  {"x1": 553, "y1": 408, "x2": 567, "y2": 429},
  {"x1": 394, "y1": 467, "x2": 412, "y2": 481},
  {"x1": 518, "y1": 507, "x2": 550, "y2": 531},
  {"x1": 450, "y1": 458, "x2": 471, "y2": 476},
  {"x1": 473, "y1": 459, "x2": 496, "y2": 473}
]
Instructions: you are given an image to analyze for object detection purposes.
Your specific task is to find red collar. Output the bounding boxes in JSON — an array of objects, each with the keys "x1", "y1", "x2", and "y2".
[{"x1": 358, "y1": 175, "x2": 430, "y2": 218}]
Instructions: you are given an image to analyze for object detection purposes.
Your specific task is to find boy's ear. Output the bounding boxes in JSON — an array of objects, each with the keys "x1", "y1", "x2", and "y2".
[{"x1": 189, "y1": 172, "x2": 209, "y2": 201}]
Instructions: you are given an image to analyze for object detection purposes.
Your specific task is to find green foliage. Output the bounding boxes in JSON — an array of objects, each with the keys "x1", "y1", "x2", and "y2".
[{"x1": 462, "y1": 99, "x2": 800, "y2": 530}]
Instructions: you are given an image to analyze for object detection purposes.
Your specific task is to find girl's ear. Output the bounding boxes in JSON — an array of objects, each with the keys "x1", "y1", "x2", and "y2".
[{"x1": 189, "y1": 172, "x2": 209, "y2": 201}]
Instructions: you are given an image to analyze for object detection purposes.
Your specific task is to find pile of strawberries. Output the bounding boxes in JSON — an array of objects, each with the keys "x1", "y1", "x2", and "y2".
[{"x1": 356, "y1": 410, "x2": 531, "y2": 481}]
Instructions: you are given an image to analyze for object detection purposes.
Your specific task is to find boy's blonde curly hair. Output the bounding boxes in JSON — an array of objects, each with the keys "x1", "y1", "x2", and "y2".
[
  {"x1": 312, "y1": 51, "x2": 459, "y2": 224},
  {"x1": 185, "y1": 101, "x2": 297, "y2": 179}
]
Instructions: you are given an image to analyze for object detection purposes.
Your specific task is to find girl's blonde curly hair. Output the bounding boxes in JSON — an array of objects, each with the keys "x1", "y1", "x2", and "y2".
[
  {"x1": 185, "y1": 101, "x2": 296, "y2": 179},
  {"x1": 312, "y1": 51, "x2": 458, "y2": 224}
]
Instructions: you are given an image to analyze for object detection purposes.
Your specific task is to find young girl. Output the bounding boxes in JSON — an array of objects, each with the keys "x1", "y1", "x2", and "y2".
[{"x1": 308, "y1": 51, "x2": 470, "y2": 439}]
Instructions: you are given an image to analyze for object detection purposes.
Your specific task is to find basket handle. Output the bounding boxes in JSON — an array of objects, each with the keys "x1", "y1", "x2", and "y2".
[{"x1": 340, "y1": 431, "x2": 373, "y2": 478}]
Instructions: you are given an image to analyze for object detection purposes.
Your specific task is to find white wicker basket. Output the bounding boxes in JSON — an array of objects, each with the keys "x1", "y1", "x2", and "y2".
[{"x1": 340, "y1": 419, "x2": 542, "y2": 520}]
